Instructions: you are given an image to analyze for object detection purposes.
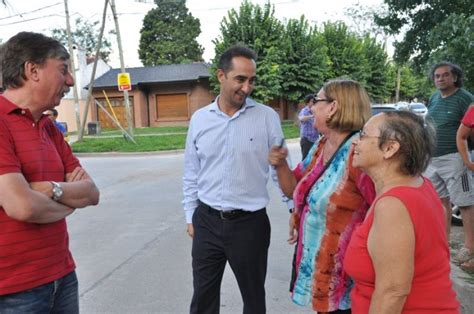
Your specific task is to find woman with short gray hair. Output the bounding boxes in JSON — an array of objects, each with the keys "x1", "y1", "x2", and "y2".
[{"x1": 344, "y1": 111, "x2": 460, "y2": 313}]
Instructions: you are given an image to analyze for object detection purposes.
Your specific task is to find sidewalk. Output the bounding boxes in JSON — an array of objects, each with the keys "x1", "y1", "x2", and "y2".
[
  {"x1": 449, "y1": 227, "x2": 474, "y2": 314},
  {"x1": 451, "y1": 263, "x2": 474, "y2": 313}
]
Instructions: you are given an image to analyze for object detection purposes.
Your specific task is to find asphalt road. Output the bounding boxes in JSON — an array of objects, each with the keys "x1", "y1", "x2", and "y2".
[{"x1": 69, "y1": 142, "x2": 314, "y2": 313}]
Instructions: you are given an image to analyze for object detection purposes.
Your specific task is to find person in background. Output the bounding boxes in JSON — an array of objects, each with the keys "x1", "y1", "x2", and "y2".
[
  {"x1": 0, "y1": 32, "x2": 99, "y2": 313},
  {"x1": 424, "y1": 61, "x2": 474, "y2": 264},
  {"x1": 183, "y1": 45, "x2": 292, "y2": 314},
  {"x1": 456, "y1": 104, "x2": 474, "y2": 272},
  {"x1": 298, "y1": 93, "x2": 319, "y2": 160},
  {"x1": 47, "y1": 108, "x2": 68, "y2": 138},
  {"x1": 269, "y1": 79, "x2": 375, "y2": 313},
  {"x1": 345, "y1": 110, "x2": 459, "y2": 313}
]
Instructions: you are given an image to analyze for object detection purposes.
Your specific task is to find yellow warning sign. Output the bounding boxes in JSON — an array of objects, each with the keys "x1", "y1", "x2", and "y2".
[{"x1": 117, "y1": 73, "x2": 131, "y2": 91}]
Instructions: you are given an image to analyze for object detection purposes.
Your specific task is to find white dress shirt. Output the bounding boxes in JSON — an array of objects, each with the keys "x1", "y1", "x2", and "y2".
[{"x1": 182, "y1": 97, "x2": 293, "y2": 223}]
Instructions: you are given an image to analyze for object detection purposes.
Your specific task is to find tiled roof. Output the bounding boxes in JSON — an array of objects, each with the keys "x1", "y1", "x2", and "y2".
[{"x1": 90, "y1": 62, "x2": 211, "y2": 89}]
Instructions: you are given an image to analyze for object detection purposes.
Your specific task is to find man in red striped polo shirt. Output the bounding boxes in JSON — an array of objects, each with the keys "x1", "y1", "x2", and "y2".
[{"x1": 0, "y1": 32, "x2": 100, "y2": 313}]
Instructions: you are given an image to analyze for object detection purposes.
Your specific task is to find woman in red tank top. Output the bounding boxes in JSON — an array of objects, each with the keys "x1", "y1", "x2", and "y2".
[{"x1": 344, "y1": 111, "x2": 460, "y2": 313}]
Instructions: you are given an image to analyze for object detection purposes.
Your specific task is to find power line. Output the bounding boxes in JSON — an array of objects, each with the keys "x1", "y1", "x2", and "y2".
[
  {"x1": 0, "y1": 2, "x2": 61, "y2": 21},
  {"x1": 0, "y1": 13, "x2": 65, "y2": 26}
]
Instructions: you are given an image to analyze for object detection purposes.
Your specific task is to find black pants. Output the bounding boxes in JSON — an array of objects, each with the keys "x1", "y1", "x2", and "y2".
[
  {"x1": 300, "y1": 137, "x2": 315, "y2": 161},
  {"x1": 190, "y1": 201, "x2": 271, "y2": 314}
]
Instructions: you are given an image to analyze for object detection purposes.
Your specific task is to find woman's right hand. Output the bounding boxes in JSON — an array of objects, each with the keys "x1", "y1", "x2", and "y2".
[
  {"x1": 288, "y1": 213, "x2": 298, "y2": 244},
  {"x1": 268, "y1": 145, "x2": 288, "y2": 167}
]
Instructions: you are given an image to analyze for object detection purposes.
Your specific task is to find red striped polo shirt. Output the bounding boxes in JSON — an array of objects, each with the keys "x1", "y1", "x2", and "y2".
[{"x1": 0, "y1": 95, "x2": 80, "y2": 295}]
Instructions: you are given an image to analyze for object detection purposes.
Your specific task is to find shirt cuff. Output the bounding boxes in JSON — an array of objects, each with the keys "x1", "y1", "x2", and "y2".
[
  {"x1": 286, "y1": 200, "x2": 294, "y2": 210},
  {"x1": 184, "y1": 208, "x2": 195, "y2": 224}
]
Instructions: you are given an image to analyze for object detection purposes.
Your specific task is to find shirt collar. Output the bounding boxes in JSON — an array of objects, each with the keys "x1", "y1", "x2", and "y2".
[
  {"x1": 208, "y1": 95, "x2": 256, "y2": 115},
  {"x1": 0, "y1": 95, "x2": 45, "y2": 122},
  {"x1": 0, "y1": 95, "x2": 23, "y2": 115}
]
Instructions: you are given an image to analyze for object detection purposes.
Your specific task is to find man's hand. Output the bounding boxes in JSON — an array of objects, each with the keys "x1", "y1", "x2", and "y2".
[
  {"x1": 300, "y1": 115, "x2": 313, "y2": 122},
  {"x1": 288, "y1": 213, "x2": 298, "y2": 244},
  {"x1": 467, "y1": 161, "x2": 474, "y2": 172},
  {"x1": 187, "y1": 223, "x2": 194, "y2": 238},
  {"x1": 66, "y1": 167, "x2": 90, "y2": 182}
]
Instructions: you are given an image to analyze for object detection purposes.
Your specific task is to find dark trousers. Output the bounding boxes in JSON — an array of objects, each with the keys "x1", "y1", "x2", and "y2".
[
  {"x1": 300, "y1": 137, "x2": 315, "y2": 161},
  {"x1": 190, "y1": 201, "x2": 271, "y2": 314}
]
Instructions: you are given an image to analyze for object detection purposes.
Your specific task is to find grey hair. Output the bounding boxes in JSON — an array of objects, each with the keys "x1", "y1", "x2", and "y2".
[{"x1": 378, "y1": 110, "x2": 436, "y2": 176}]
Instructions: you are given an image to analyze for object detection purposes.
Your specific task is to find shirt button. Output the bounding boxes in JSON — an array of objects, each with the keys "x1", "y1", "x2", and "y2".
[
  {"x1": 21, "y1": 110, "x2": 26, "y2": 114},
  {"x1": 32, "y1": 123, "x2": 35, "y2": 127}
]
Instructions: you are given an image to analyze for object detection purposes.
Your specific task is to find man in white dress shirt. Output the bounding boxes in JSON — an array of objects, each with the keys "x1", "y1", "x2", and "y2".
[{"x1": 183, "y1": 45, "x2": 289, "y2": 314}]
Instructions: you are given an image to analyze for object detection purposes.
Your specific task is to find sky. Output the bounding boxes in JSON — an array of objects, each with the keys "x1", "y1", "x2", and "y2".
[{"x1": 0, "y1": 0, "x2": 386, "y2": 68}]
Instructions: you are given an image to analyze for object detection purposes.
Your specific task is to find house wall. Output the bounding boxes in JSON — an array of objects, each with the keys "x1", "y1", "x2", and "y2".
[
  {"x1": 91, "y1": 88, "x2": 144, "y2": 129},
  {"x1": 91, "y1": 80, "x2": 215, "y2": 128},
  {"x1": 148, "y1": 80, "x2": 214, "y2": 127},
  {"x1": 56, "y1": 99, "x2": 93, "y2": 132}
]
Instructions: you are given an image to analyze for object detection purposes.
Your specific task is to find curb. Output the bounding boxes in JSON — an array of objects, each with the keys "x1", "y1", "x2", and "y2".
[
  {"x1": 74, "y1": 149, "x2": 185, "y2": 158},
  {"x1": 450, "y1": 262, "x2": 474, "y2": 313}
]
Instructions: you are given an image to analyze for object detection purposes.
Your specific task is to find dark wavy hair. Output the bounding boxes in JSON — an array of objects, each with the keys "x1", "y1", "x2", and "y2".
[
  {"x1": 378, "y1": 111, "x2": 436, "y2": 176},
  {"x1": 429, "y1": 61, "x2": 464, "y2": 88},
  {"x1": 304, "y1": 93, "x2": 314, "y2": 104},
  {"x1": 2, "y1": 32, "x2": 69, "y2": 89}
]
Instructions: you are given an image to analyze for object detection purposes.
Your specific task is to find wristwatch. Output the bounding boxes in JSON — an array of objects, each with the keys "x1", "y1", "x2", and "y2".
[{"x1": 51, "y1": 181, "x2": 63, "y2": 201}]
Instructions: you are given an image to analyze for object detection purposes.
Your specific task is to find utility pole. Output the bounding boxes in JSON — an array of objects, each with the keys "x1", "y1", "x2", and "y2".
[
  {"x1": 110, "y1": 0, "x2": 134, "y2": 138},
  {"x1": 77, "y1": 0, "x2": 108, "y2": 141},
  {"x1": 63, "y1": 0, "x2": 81, "y2": 134},
  {"x1": 395, "y1": 66, "x2": 401, "y2": 102}
]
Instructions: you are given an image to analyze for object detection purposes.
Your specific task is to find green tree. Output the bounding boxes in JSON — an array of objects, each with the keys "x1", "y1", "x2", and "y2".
[
  {"x1": 279, "y1": 17, "x2": 330, "y2": 104},
  {"x1": 360, "y1": 36, "x2": 392, "y2": 103},
  {"x1": 390, "y1": 64, "x2": 433, "y2": 102},
  {"x1": 426, "y1": 14, "x2": 474, "y2": 92},
  {"x1": 320, "y1": 22, "x2": 368, "y2": 84},
  {"x1": 138, "y1": 0, "x2": 203, "y2": 66},
  {"x1": 375, "y1": 0, "x2": 472, "y2": 68},
  {"x1": 51, "y1": 17, "x2": 114, "y2": 63},
  {"x1": 211, "y1": 0, "x2": 284, "y2": 103}
]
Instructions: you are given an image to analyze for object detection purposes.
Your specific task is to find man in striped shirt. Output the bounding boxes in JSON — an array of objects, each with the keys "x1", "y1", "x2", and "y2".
[
  {"x1": 183, "y1": 45, "x2": 291, "y2": 314},
  {"x1": 0, "y1": 32, "x2": 100, "y2": 313},
  {"x1": 425, "y1": 61, "x2": 474, "y2": 265}
]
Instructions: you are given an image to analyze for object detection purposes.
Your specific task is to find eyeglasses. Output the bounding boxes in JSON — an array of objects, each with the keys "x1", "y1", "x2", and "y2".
[
  {"x1": 357, "y1": 130, "x2": 380, "y2": 140},
  {"x1": 312, "y1": 97, "x2": 333, "y2": 105}
]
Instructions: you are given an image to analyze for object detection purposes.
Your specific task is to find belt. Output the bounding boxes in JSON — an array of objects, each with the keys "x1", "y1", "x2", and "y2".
[{"x1": 198, "y1": 200, "x2": 263, "y2": 220}]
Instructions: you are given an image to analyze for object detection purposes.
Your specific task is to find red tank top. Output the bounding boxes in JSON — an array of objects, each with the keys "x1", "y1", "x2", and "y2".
[{"x1": 344, "y1": 178, "x2": 460, "y2": 313}]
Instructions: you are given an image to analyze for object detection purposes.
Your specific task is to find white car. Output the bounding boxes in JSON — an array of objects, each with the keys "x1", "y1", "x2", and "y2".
[
  {"x1": 371, "y1": 104, "x2": 397, "y2": 116},
  {"x1": 395, "y1": 101, "x2": 409, "y2": 111},
  {"x1": 408, "y1": 103, "x2": 428, "y2": 118}
]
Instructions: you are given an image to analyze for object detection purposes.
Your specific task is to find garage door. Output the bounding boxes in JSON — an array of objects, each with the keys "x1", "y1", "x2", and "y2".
[
  {"x1": 96, "y1": 97, "x2": 134, "y2": 129},
  {"x1": 156, "y1": 94, "x2": 188, "y2": 120}
]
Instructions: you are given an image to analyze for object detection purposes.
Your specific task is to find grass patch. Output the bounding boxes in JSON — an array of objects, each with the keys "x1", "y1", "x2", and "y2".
[
  {"x1": 99, "y1": 126, "x2": 188, "y2": 136},
  {"x1": 71, "y1": 123, "x2": 300, "y2": 153},
  {"x1": 72, "y1": 134, "x2": 186, "y2": 153},
  {"x1": 282, "y1": 121, "x2": 299, "y2": 139}
]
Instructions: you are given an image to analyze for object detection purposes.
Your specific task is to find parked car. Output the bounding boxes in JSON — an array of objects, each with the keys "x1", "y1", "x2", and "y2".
[
  {"x1": 408, "y1": 102, "x2": 428, "y2": 118},
  {"x1": 395, "y1": 101, "x2": 410, "y2": 111},
  {"x1": 371, "y1": 104, "x2": 397, "y2": 116}
]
